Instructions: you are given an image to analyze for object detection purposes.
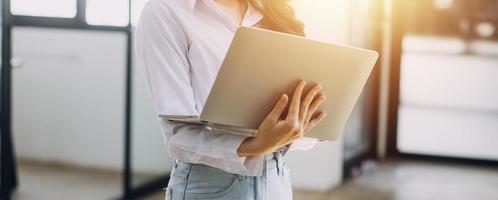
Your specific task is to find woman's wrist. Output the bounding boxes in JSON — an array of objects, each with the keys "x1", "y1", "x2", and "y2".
[{"x1": 237, "y1": 137, "x2": 265, "y2": 157}]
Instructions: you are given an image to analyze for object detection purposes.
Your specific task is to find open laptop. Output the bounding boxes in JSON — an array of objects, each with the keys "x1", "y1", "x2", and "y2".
[{"x1": 160, "y1": 27, "x2": 378, "y2": 141}]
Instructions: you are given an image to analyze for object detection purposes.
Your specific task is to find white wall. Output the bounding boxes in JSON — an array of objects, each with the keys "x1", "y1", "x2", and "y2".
[{"x1": 286, "y1": 0, "x2": 351, "y2": 191}]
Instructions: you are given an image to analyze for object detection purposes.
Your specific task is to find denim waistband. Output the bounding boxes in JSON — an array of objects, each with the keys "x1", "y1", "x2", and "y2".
[
  {"x1": 173, "y1": 149, "x2": 288, "y2": 176},
  {"x1": 264, "y1": 151, "x2": 282, "y2": 161},
  {"x1": 263, "y1": 150, "x2": 286, "y2": 176},
  {"x1": 264, "y1": 145, "x2": 289, "y2": 161}
]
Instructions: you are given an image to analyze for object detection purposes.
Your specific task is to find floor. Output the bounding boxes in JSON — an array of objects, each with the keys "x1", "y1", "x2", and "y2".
[
  {"x1": 12, "y1": 160, "x2": 122, "y2": 200},
  {"x1": 11, "y1": 159, "x2": 498, "y2": 200},
  {"x1": 295, "y1": 159, "x2": 498, "y2": 200}
]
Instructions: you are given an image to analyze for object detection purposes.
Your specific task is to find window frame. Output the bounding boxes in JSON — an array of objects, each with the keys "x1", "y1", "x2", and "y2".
[
  {"x1": 10, "y1": 0, "x2": 128, "y2": 31},
  {"x1": 1, "y1": 0, "x2": 19, "y2": 199},
  {"x1": 85, "y1": 0, "x2": 130, "y2": 27},
  {"x1": 10, "y1": 0, "x2": 78, "y2": 19}
]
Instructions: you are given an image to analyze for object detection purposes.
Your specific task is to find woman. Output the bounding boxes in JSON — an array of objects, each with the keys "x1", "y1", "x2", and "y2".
[{"x1": 135, "y1": 0, "x2": 327, "y2": 199}]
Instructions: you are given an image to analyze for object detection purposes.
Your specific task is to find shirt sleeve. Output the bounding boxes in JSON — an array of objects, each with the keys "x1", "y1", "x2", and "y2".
[
  {"x1": 162, "y1": 120, "x2": 264, "y2": 176},
  {"x1": 135, "y1": 2, "x2": 263, "y2": 176}
]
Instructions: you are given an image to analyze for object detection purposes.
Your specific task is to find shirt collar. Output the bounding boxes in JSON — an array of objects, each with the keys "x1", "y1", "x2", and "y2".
[
  {"x1": 242, "y1": 1, "x2": 264, "y2": 27},
  {"x1": 187, "y1": 0, "x2": 197, "y2": 11},
  {"x1": 187, "y1": 0, "x2": 263, "y2": 26}
]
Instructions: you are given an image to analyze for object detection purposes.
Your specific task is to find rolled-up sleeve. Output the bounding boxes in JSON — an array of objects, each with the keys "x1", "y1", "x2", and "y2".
[
  {"x1": 162, "y1": 120, "x2": 263, "y2": 175},
  {"x1": 135, "y1": 2, "x2": 263, "y2": 176}
]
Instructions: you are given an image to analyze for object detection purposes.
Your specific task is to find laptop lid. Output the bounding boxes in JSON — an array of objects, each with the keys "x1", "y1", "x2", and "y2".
[{"x1": 200, "y1": 27, "x2": 378, "y2": 141}]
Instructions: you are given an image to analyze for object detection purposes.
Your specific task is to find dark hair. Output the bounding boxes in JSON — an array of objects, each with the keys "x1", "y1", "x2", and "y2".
[{"x1": 249, "y1": 0, "x2": 305, "y2": 36}]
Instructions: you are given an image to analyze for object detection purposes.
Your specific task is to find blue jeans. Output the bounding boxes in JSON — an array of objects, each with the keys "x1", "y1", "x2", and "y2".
[{"x1": 165, "y1": 152, "x2": 292, "y2": 200}]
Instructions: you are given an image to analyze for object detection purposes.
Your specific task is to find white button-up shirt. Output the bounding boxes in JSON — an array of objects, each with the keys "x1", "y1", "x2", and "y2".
[{"x1": 135, "y1": 0, "x2": 317, "y2": 176}]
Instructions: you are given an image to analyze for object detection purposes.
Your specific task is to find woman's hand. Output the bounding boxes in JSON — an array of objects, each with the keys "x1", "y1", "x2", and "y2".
[{"x1": 237, "y1": 80, "x2": 327, "y2": 157}]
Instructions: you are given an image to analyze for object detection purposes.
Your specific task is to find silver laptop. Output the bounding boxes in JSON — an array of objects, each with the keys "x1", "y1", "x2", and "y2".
[{"x1": 160, "y1": 27, "x2": 378, "y2": 141}]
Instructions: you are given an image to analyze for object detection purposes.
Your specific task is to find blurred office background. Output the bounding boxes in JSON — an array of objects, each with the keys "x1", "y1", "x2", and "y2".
[{"x1": 0, "y1": 0, "x2": 497, "y2": 200}]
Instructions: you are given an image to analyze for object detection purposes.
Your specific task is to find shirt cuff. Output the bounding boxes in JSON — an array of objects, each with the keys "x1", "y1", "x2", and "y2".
[
  {"x1": 222, "y1": 134, "x2": 250, "y2": 171},
  {"x1": 220, "y1": 134, "x2": 265, "y2": 176},
  {"x1": 289, "y1": 137, "x2": 320, "y2": 151},
  {"x1": 167, "y1": 129, "x2": 265, "y2": 176}
]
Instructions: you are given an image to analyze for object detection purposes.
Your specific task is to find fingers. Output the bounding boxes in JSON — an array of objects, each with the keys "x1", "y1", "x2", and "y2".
[
  {"x1": 299, "y1": 84, "x2": 322, "y2": 123},
  {"x1": 264, "y1": 94, "x2": 289, "y2": 123},
  {"x1": 304, "y1": 112, "x2": 327, "y2": 133},
  {"x1": 287, "y1": 80, "x2": 305, "y2": 121},
  {"x1": 304, "y1": 94, "x2": 327, "y2": 124}
]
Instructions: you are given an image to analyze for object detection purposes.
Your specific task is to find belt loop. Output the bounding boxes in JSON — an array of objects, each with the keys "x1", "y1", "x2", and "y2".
[
  {"x1": 263, "y1": 156, "x2": 268, "y2": 171},
  {"x1": 273, "y1": 152, "x2": 279, "y2": 175},
  {"x1": 275, "y1": 152, "x2": 284, "y2": 176}
]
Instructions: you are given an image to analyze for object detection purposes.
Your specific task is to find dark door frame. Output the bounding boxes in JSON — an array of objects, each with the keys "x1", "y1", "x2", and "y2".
[
  {"x1": 0, "y1": 0, "x2": 169, "y2": 199},
  {"x1": 1, "y1": 0, "x2": 17, "y2": 199},
  {"x1": 385, "y1": 0, "x2": 498, "y2": 166}
]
